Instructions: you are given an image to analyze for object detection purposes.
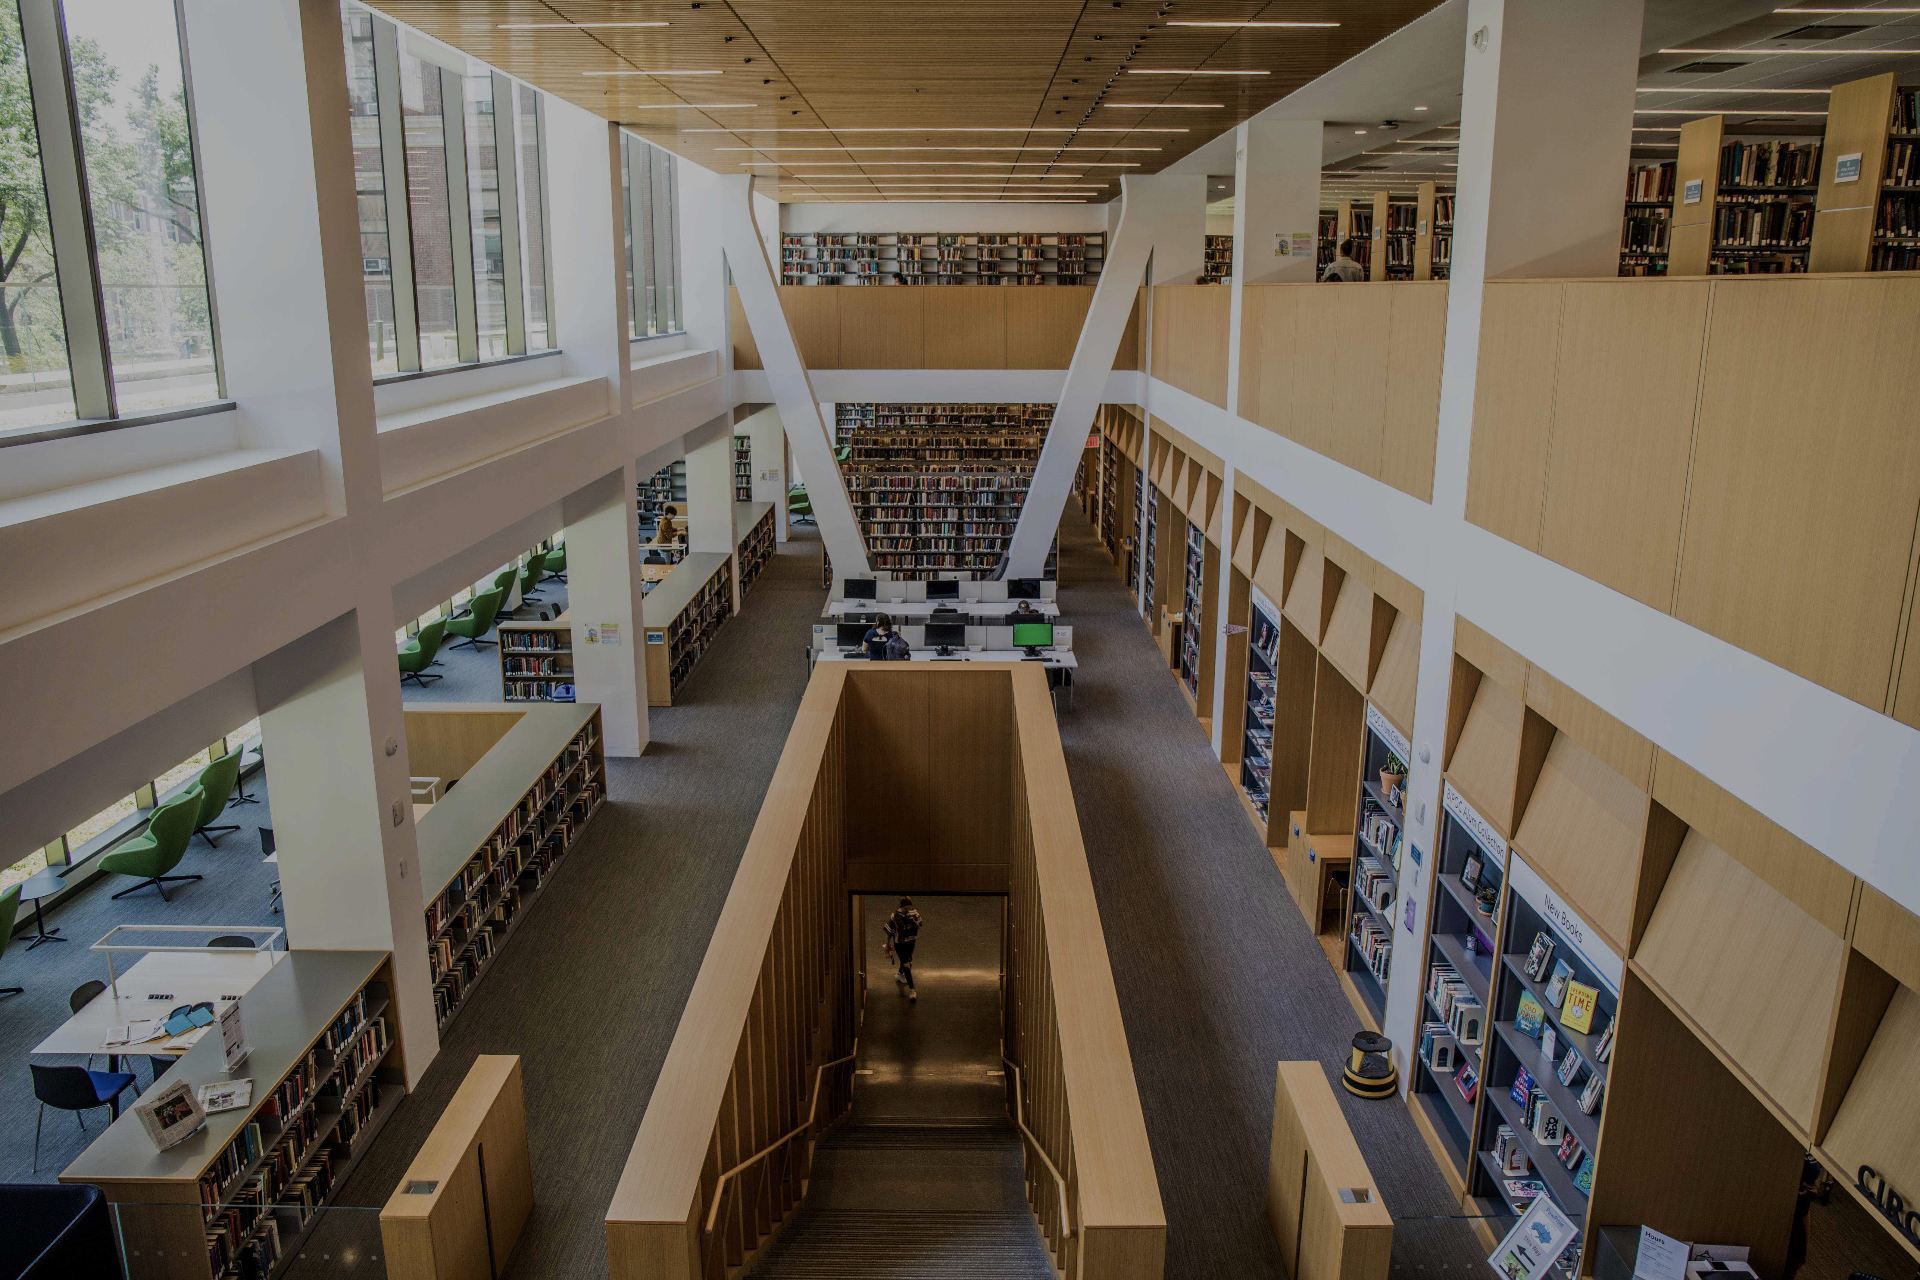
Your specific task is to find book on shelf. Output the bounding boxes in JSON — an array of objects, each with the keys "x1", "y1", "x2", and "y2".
[
  {"x1": 1454, "y1": 1062, "x2": 1479, "y2": 1103},
  {"x1": 1556, "y1": 1129, "x2": 1584, "y2": 1171},
  {"x1": 1541, "y1": 1025, "x2": 1558, "y2": 1065},
  {"x1": 1544, "y1": 958, "x2": 1573, "y2": 1009},
  {"x1": 1556, "y1": 1044, "x2": 1584, "y2": 1087},
  {"x1": 1516, "y1": 991, "x2": 1546, "y2": 1038},
  {"x1": 1592, "y1": 1019, "x2": 1615, "y2": 1064},
  {"x1": 1447, "y1": 993, "x2": 1484, "y2": 1046},
  {"x1": 1561, "y1": 981, "x2": 1599, "y2": 1034},
  {"x1": 1507, "y1": 1177, "x2": 1547, "y2": 1204},
  {"x1": 1577, "y1": 1070, "x2": 1604, "y2": 1116},
  {"x1": 1509, "y1": 1067, "x2": 1536, "y2": 1109},
  {"x1": 1524, "y1": 931, "x2": 1556, "y2": 983},
  {"x1": 1573, "y1": 1153, "x2": 1594, "y2": 1195},
  {"x1": 1529, "y1": 1094, "x2": 1563, "y2": 1147},
  {"x1": 1420, "y1": 1022, "x2": 1458, "y2": 1073}
]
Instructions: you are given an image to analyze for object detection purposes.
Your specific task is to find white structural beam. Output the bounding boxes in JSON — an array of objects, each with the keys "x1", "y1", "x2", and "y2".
[
  {"x1": 1006, "y1": 173, "x2": 1203, "y2": 579},
  {"x1": 712, "y1": 175, "x2": 868, "y2": 575}
]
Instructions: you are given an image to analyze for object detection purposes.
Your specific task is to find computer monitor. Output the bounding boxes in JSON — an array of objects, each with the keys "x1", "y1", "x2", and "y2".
[
  {"x1": 844, "y1": 577, "x2": 878, "y2": 601},
  {"x1": 1007, "y1": 578, "x2": 1042, "y2": 600},
  {"x1": 926, "y1": 580, "x2": 960, "y2": 601},
  {"x1": 926, "y1": 623, "x2": 967, "y2": 648},
  {"x1": 836, "y1": 623, "x2": 869, "y2": 647},
  {"x1": 1012, "y1": 620, "x2": 1054, "y2": 650}
]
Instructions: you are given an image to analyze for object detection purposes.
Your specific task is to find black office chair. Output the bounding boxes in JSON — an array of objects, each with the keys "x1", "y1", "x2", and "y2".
[
  {"x1": 67, "y1": 982, "x2": 106, "y2": 1070},
  {"x1": 30, "y1": 1064, "x2": 136, "y2": 1172},
  {"x1": 207, "y1": 936, "x2": 254, "y2": 949}
]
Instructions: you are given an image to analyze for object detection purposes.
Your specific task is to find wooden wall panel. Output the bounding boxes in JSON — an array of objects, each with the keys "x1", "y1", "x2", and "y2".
[
  {"x1": 1650, "y1": 750, "x2": 1855, "y2": 936},
  {"x1": 1637, "y1": 831, "x2": 1845, "y2": 1133},
  {"x1": 837, "y1": 289, "x2": 925, "y2": 369},
  {"x1": 1006, "y1": 287, "x2": 1093, "y2": 370},
  {"x1": 1892, "y1": 574, "x2": 1920, "y2": 728},
  {"x1": 1369, "y1": 612, "x2": 1418, "y2": 738},
  {"x1": 1523, "y1": 663, "x2": 1654, "y2": 791},
  {"x1": 1321, "y1": 572, "x2": 1374, "y2": 694},
  {"x1": 1538, "y1": 281, "x2": 1709, "y2": 611},
  {"x1": 1446, "y1": 676, "x2": 1526, "y2": 836},
  {"x1": 1465, "y1": 283, "x2": 1562, "y2": 550},
  {"x1": 1676, "y1": 276, "x2": 1920, "y2": 711},
  {"x1": 1239, "y1": 285, "x2": 1301, "y2": 443},
  {"x1": 1283, "y1": 536, "x2": 1326, "y2": 642},
  {"x1": 729, "y1": 288, "x2": 761, "y2": 370},
  {"x1": 1854, "y1": 886, "x2": 1920, "y2": 995},
  {"x1": 1809, "y1": 73, "x2": 1897, "y2": 274},
  {"x1": 1821, "y1": 985, "x2": 1920, "y2": 1257},
  {"x1": 923, "y1": 289, "x2": 1007, "y2": 369},
  {"x1": 779, "y1": 288, "x2": 842, "y2": 368},
  {"x1": 1305, "y1": 656, "x2": 1365, "y2": 835},
  {"x1": 1511, "y1": 734, "x2": 1650, "y2": 952},
  {"x1": 1150, "y1": 285, "x2": 1230, "y2": 408},
  {"x1": 1380, "y1": 284, "x2": 1445, "y2": 501},
  {"x1": 1116, "y1": 291, "x2": 1143, "y2": 371}
]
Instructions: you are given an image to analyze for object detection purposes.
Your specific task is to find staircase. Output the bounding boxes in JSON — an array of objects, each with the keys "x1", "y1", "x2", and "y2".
[{"x1": 743, "y1": 1119, "x2": 1057, "y2": 1279}]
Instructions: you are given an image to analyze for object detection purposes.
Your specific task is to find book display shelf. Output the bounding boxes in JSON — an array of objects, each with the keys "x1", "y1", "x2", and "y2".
[
  {"x1": 497, "y1": 612, "x2": 574, "y2": 703},
  {"x1": 1621, "y1": 161, "x2": 1674, "y2": 277},
  {"x1": 1317, "y1": 210, "x2": 1338, "y2": 270},
  {"x1": 1179, "y1": 520, "x2": 1205, "y2": 698},
  {"x1": 1099, "y1": 437, "x2": 1120, "y2": 557},
  {"x1": 1126, "y1": 469, "x2": 1144, "y2": 588},
  {"x1": 835, "y1": 402, "x2": 1047, "y2": 580},
  {"x1": 1349, "y1": 201, "x2": 1375, "y2": 274},
  {"x1": 779, "y1": 232, "x2": 1104, "y2": 285},
  {"x1": 733, "y1": 435, "x2": 752, "y2": 502},
  {"x1": 1712, "y1": 138, "x2": 1819, "y2": 274},
  {"x1": 1432, "y1": 192, "x2": 1454, "y2": 280},
  {"x1": 421, "y1": 707, "x2": 606, "y2": 1028},
  {"x1": 1470, "y1": 853, "x2": 1620, "y2": 1273},
  {"x1": 1343, "y1": 705, "x2": 1409, "y2": 1022},
  {"x1": 736, "y1": 501, "x2": 775, "y2": 597},
  {"x1": 638, "y1": 460, "x2": 687, "y2": 543},
  {"x1": 1142, "y1": 481, "x2": 1160, "y2": 623},
  {"x1": 1383, "y1": 201, "x2": 1418, "y2": 280},
  {"x1": 644, "y1": 553, "x2": 734, "y2": 705},
  {"x1": 1413, "y1": 784, "x2": 1507, "y2": 1188},
  {"x1": 1203, "y1": 234, "x2": 1233, "y2": 283},
  {"x1": 61, "y1": 952, "x2": 405, "y2": 1280},
  {"x1": 1240, "y1": 588, "x2": 1280, "y2": 825},
  {"x1": 1875, "y1": 85, "x2": 1919, "y2": 270}
]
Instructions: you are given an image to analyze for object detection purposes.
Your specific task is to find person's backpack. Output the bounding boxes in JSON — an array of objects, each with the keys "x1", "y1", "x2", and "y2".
[{"x1": 884, "y1": 631, "x2": 911, "y2": 661}]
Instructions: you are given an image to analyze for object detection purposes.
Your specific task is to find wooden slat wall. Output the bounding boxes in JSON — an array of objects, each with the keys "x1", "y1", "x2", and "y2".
[
  {"x1": 1266, "y1": 1063, "x2": 1392, "y2": 1280},
  {"x1": 729, "y1": 286, "x2": 1138, "y2": 371},
  {"x1": 1468, "y1": 274, "x2": 1920, "y2": 721},
  {"x1": 1149, "y1": 285, "x2": 1230, "y2": 408},
  {"x1": 1238, "y1": 283, "x2": 1444, "y2": 501}
]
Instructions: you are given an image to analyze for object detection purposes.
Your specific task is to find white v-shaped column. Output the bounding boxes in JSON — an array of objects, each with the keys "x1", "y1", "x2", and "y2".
[
  {"x1": 714, "y1": 175, "x2": 871, "y2": 576},
  {"x1": 1004, "y1": 174, "x2": 1198, "y2": 578}
]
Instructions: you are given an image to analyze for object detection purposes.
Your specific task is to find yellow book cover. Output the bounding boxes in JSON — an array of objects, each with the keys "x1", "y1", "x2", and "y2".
[{"x1": 1561, "y1": 980, "x2": 1599, "y2": 1034}]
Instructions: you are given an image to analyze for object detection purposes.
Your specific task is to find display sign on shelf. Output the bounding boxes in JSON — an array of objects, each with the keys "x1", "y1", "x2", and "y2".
[
  {"x1": 1488, "y1": 1194, "x2": 1578, "y2": 1280},
  {"x1": 1366, "y1": 703, "x2": 1412, "y2": 762},
  {"x1": 1443, "y1": 782, "x2": 1508, "y2": 861}
]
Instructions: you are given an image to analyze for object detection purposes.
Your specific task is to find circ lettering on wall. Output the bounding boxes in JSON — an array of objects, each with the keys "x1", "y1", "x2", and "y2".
[{"x1": 1857, "y1": 1165, "x2": 1920, "y2": 1248}]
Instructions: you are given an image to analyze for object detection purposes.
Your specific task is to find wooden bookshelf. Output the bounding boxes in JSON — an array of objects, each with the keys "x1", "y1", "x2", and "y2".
[
  {"x1": 836, "y1": 402, "x2": 1046, "y2": 580},
  {"x1": 1342, "y1": 705, "x2": 1409, "y2": 1025},
  {"x1": 1671, "y1": 116, "x2": 1818, "y2": 274},
  {"x1": 498, "y1": 611, "x2": 574, "y2": 704},
  {"x1": 1178, "y1": 520, "x2": 1205, "y2": 701},
  {"x1": 732, "y1": 434, "x2": 752, "y2": 502},
  {"x1": 779, "y1": 231, "x2": 1104, "y2": 285},
  {"x1": 1620, "y1": 161, "x2": 1674, "y2": 277},
  {"x1": 1202, "y1": 233, "x2": 1232, "y2": 283},
  {"x1": 1414, "y1": 182, "x2": 1453, "y2": 282},
  {"x1": 637, "y1": 459, "x2": 687, "y2": 543},
  {"x1": 1383, "y1": 198, "x2": 1418, "y2": 281},
  {"x1": 735, "y1": 500, "x2": 775, "y2": 597},
  {"x1": 61, "y1": 951, "x2": 406, "y2": 1280},
  {"x1": 1141, "y1": 475, "x2": 1160, "y2": 623},
  {"x1": 643, "y1": 552, "x2": 734, "y2": 705},
  {"x1": 1809, "y1": 73, "x2": 1920, "y2": 272},
  {"x1": 414, "y1": 704, "x2": 606, "y2": 1030},
  {"x1": 1317, "y1": 209, "x2": 1337, "y2": 271}
]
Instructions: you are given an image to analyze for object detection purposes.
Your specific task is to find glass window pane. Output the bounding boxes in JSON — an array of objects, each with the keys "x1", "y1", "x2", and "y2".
[
  {"x1": 516, "y1": 83, "x2": 549, "y2": 351},
  {"x1": 64, "y1": 0, "x2": 219, "y2": 414},
  {"x1": 633, "y1": 141, "x2": 656, "y2": 334},
  {"x1": 0, "y1": 4, "x2": 75, "y2": 434},
  {"x1": 2, "y1": 847, "x2": 48, "y2": 893},
  {"x1": 152, "y1": 745, "x2": 212, "y2": 800},
  {"x1": 66, "y1": 792, "x2": 136, "y2": 852},
  {"x1": 399, "y1": 46, "x2": 457, "y2": 369},
  {"x1": 650, "y1": 150, "x2": 676, "y2": 334},
  {"x1": 340, "y1": 4, "x2": 397, "y2": 375},
  {"x1": 227, "y1": 717, "x2": 260, "y2": 748},
  {"x1": 463, "y1": 63, "x2": 504, "y2": 361}
]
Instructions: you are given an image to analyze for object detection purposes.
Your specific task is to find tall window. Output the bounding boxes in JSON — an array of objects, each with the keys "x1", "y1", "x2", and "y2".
[
  {"x1": 0, "y1": 3, "x2": 72, "y2": 430},
  {"x1": 340, "y1": 4, "x2": 554, "y2": 376},
  {"x1": 623, "y1": 131, "x2": 683, "y2": 339},
  {"x1": 64, "y1": 0, "x2": 218, "y2": 414}
]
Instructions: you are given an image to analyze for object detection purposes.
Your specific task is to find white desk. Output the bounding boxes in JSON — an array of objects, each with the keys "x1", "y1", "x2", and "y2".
[
  {"x1": 826, "y1": 600, "x2": 1060, "y2": 619},
  {"x1": 814, "y1": 648, "x2": 1078, "y2": 671},
  {"x1": 32, "y1": 949, "x2": 282, "y2": 1059}
]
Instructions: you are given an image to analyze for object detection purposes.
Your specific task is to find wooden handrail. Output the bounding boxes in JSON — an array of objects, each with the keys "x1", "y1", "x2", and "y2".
[
  {"x1": 1002, "y1": 1054, "x2": 1074, "y2": 1241},
  {"x1": 702, "y1": 1045, "x2": 859, "y2": 1237}
]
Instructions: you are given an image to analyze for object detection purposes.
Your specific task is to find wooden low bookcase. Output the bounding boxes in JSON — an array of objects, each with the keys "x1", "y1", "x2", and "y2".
[
  {"x1": 408, "y1": 703, "x2": 606, "y2": 1031},
  {"x1": 735, "y1": 501, "x2": 774, "y2": 598},
  {"x1": 497, "y1": 612, "x2": 573, "y2": 704},
  {"x1": 60, "y1": 950, "x2": 405, "y2": 1280},
  {"x1": 642, "y1": 552, "x2": 734, "y2": 706}
]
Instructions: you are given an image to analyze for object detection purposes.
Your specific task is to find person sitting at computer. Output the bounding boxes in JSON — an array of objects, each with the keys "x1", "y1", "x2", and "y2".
[
  {"x1": 863, "y1": 614, "x2": 910, "y2": 661},
  {"x1": 1012, "y1": 599, "x2": 1040, "y2": 619}
]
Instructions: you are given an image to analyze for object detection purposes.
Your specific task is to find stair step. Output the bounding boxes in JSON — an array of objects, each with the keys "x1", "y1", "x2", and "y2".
[{"x1": 746, "y1": 1209, "x2": 1057, "y2": 1279}]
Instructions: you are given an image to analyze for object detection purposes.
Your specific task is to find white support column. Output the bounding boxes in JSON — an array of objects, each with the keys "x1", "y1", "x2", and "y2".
[
  {"x1": 744, "y1": 406, "x2": 791, "y2": 543},
  {"x1": 676, "y1": 159, "x2": 729, "y2": 361},
  {"x1": 544, "y1": 100, "x2": 628, "y2": 409},
  {"x1": 1385, "y1": 0, "x2": 1645, "y2": 1076},
  {"x1": 1227, "y1": 118, "x2": 1321, "y2": 422},
  {"x1": 189, "y1": 0, "x2": 439, "y2": 1077},
  {"x1": 684, "y1": 414, "x2": 738, "y2": 606},
  {"x1": 1007, "y1": 173, "x2": 1204, "y2": 578},
  {"x1": 713, "y1": 175, "x2": 869, "y2": 576},
  {"x1": 563, "y1": 465, "x2": 651, "y2": 757}
]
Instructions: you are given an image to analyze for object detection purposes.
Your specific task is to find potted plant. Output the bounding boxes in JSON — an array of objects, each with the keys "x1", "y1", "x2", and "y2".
[{"x1": 1379, "y1": 752, "x2": 1407, "y2": 798}]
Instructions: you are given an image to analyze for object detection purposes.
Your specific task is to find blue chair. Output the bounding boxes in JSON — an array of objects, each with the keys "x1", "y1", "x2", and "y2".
[{"x1": 30, "y1": 1065, "x2": 136, "y2": 1172}]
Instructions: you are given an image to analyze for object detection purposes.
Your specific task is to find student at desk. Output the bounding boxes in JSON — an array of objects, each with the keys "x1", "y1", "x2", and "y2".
[
  {"x1": 863, "y1": 614, "x2": 910, "y2": 661},
  {"x1": 1012, "y1": 599, "x2": 1040, "y2": 620}
]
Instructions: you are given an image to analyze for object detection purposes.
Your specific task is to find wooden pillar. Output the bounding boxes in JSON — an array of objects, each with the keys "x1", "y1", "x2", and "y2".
[
  {"x1": 1669, "y1": 115, "x2": 1724, "y2": 275},
  {"x1": 1810, "y1": 72, "x2": 1897, "y2": 273},
  {"x1": 1414, "y1": 182, "x2": 1438, "y2": 282},
  {"x1": 1368, "y1": 191, "x2": 1391, "y2": 281}
]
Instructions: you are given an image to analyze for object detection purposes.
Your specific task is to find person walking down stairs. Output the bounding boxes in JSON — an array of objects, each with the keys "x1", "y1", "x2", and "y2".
[{"x1": 884, "y1": 897, "x2": 922, "y2": 1002}]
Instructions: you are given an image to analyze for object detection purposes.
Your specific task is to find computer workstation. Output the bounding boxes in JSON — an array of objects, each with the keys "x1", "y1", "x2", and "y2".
[{"x1": 828, "y1": 575, "x2": 1060, "y2": 619}]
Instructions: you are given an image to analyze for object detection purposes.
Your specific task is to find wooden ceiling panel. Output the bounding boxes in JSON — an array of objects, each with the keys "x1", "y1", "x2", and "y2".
[{"x1": 364, "y1": 0, "x2": 1446, "y2": 200}]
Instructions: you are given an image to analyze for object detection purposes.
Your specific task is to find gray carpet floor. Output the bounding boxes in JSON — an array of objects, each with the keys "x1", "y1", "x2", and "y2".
[
  {"x1": 335, "y1": 530, "x2": 830, "y2": 1280},
  {"x1": 1049, "y1": 512, "x2": 1488, "y2": 1279}
]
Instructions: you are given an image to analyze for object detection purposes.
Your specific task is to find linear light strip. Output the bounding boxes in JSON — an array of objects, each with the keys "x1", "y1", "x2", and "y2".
[
  {"x1": 715, "y1": 145, "x2": 1162, "y2": 152},
  {"x1": 625, "y1": 103, "x2": 761, "y2": 110},
  {"x1": 1636, "y1": 86, "x2": 1831, "y2": 94},
  {"x1": 1165, "y1": 19, "x2": 1340, "y2": 26},
  {"x1": 1103, "y1": 102, "x2": 1225, "y2": 108},
  {"x1": 686, "y1": 126, "x2": 1187, "y2": 134},
  {"x1": 787, "y1": 173, "x2": 1089, "y2": 179},
  {"x1": 1660, "y1": 45, "x2": 1920, "y2": 54},
  {"x1": 584, "y1": 69, "x2": 722, "y2": 77},
  {"x1": 739, "y1": 161, "x2": 1132, "y2": 169},
  {"x1": 499, "y1": 20, "x2": 669, "y2": 29},
  {"x1": 1635, "y1": 107, "x2": 1828, "y2": 115},
  {"x1": 1124, "y1": 68, "x2": 1270, "y2": 75}
]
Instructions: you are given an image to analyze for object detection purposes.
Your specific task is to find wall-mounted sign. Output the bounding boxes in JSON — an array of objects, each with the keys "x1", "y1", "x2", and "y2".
[
  {"x1": 646, "y1": 630, "x2": 666, "y2": 646},
  {"x1": 1442, "y1": 782, "x2": 1507, "y2": 860},
  {"x1": 1290, "y1": 231, "x2": 1315, "y2": 258},
  {"x1": 1836, "y1": 152, "x2": 1863, "y2": 183},
  {"x1": 1682, "y1": 178, "x2": 1704, "y2": 206},
  {"x1": 1366, "y1": 703, "x2": 1412, "y2": 763},
  {"x1": 1858, "y1": 1166, "x2": 1920, "y2": 1247},
  {"x1": 1418, "y1": 219, "x2": 1430, "y2": 235}
]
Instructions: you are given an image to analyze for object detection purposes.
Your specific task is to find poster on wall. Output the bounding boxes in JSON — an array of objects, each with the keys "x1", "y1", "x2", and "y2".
[{"x1": 1488, "y1": 1195, "x2": 1578, "y2": 1280}]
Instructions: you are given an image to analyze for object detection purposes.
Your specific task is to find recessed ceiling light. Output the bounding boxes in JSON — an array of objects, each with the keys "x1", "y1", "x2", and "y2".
[
  {"x1": 1635, "y1": 86, "x2": 1830, "y2": 93},
  {"x1": 1774, "y1": 4, "x2": 1920, "y2": 9},
  {"x1": 1413, "y1": 105, "x2": 1429, "y2": 111},
  {"x1": 1125, "y1": 68, "x2": 1271, "y2": 75},
  {"x1": 1103, "y1": 102, "x2": 1226, "y2": 108},
  {"x1": 685, "y1": 126, "x2": 1186, "y2": 133},
  {"x1": 1353, "y1": 128, "x2": 1368, "y2": 134},
  {"x1": 1660, "y1": 45, "x2": 1920, "y2": 54},
  {"x1": 1165, "y1": 19, "x2": 1341, "y2": 26},
  {"x1": 743, "y1": 161, "x2": 1134, "y2": 169},
  {"x1": 1634, "y1": 126, "x2": 1683, "y2": 132},
  {"x1": 584, "y1": 69, "x2": 722, "y2": 77},
  {"x1": 498, "y1": 20, "x2": 670, "y2": 29},
  {"x1": 626, "y1": 103, "x2": 760, "y2": 110},
  {"x1": 1635, "y1": 107, "x2": 1828, "y2": 115},
  {"x1": 715, "y1": 145, "x2": 1161, "y2": 152},
  {"x1": 797, "y1": 173, "x2": 1088, "y2": 179},
  {"x1": 1394, "y1": 139, "x2": 1459, "y2": 145}
]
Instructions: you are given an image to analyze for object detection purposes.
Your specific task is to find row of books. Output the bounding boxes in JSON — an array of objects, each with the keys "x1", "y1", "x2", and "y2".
[
  {"x1": 1521, "y1": 930, "x2": 1608, "y2": 1039},
  {"x1": 783, "y1": 233, "x2": 1104, "y2": 247},
  {"x1": 1620, "y1": 210, "x2": 1670, "y2": 255},
  {"x1": 1718, "y1": 139, "x2": 1819, "y2": 190},
  {"x1": 503, "y1": 656, "x2": 569, "y2": 676},
  {"x1": 1509, "y1": 1067, "x2": 1595, "y2": 1194},
  {"x1": 1893, "y1": 87, "x2": 1919, "y2": 135},
  {"x1": 1351, "y1": 914, "x2": 1391, "y2": 981},
  {"x1": 506, "y1": 679, "x2": 576, "y2": 703},
  {"x1": 1887, "y1": 140, "x2": 1916, "y2": 189},
  {"x1": 501, "y1": 632, "x2": 565, "y2": 653},
  {"x1": 1428, "y1": 961, "x2": 1485, "y2": 1045},
  {"x1": 1713, "y1": 199, "x2": 1812, "y2": 250},
  {"x1": 1625, "y1": 161, "x2": 1675, "y2": 203},
  {"x1": 1878, "y1": 192, "x2": 1920, "y2": 240}
]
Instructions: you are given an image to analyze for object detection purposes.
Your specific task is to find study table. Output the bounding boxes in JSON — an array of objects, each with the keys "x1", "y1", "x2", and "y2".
[
  {"x1": 826, "y1": 599, "x2": 1060, "y2": 619},
  {"x1": 810, "y1": 648, "x2": 1078, "y2": 706},
  {"x1": 32, "y1": 947, "x2": 282, "y2": 1062}
]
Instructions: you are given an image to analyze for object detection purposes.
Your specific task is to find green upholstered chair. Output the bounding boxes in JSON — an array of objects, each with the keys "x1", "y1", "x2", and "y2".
[
  {"x1": 191, "y1": 746, "x2": 243, "y2": 847},
  {"x1": 518, "y1": 549, "x2": 551, "y2": 605},
  {"x1": 0, "y1": 885, "x2": 22, "y2": 997},
  {"x1": 542, "y1": 543, "x2": 566, "y2": 582},
  {"x1": 399, "y1": 618, "x2": 446, "y2": 687},
  {"x1": 99, "y1": 789, "x2": 203, "y2": 901},
  {"x1": 446, "y1": 585, "x2": 507, "y2": 651}
]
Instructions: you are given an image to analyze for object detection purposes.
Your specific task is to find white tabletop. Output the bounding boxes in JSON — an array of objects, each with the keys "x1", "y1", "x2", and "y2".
[
  {"x1": 32, "y1": 949, "x2": 282, "y2": 1058},
  {"x1": 826, "y1": 600, "x2": 1060, "y2": 619},
  {"x1": 815, "y1": 648, "x2": 1078, "y2": 670}
]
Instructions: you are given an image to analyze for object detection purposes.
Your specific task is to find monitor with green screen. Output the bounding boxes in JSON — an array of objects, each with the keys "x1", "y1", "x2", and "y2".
[{"x1": 1012, "y1": 620, "x2": 1054, "y2": 649}]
